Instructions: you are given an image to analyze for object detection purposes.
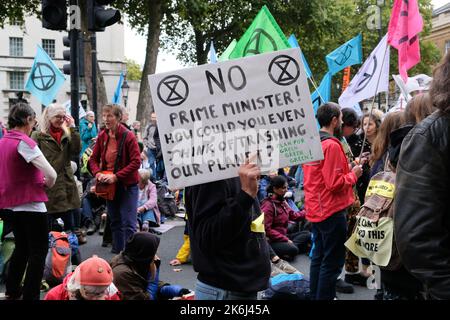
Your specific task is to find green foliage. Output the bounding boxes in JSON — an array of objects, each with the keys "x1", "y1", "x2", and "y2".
[
  {"x1": 162, "y1": 0, "x2": 259, "y2": 65},
  {"x1": 114, "y1": 0, "x2": 175, "y2": 36},
  {"x1": 125, "y1": 58, "x2": 142, "y2": 80},
  {"x1": 0, "y1": 0, "x2": 40, "y2": 27}
]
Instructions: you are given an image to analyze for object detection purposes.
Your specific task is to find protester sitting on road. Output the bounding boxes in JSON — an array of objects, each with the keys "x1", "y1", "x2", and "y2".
[
  {"x1": 80, "y1": 178, "x2": 107, "y2": 236},
  {"x1": 269, "y1": 245, "x2": 303, "y2": 277},
  {"x1": 137, "y1": 169, "x2": 161, "y2": 231},
  {"x1": 170, "y1": 213, "x2": 190, "y2": 266},
  {"x1": 261, "y1": 175, "x2": 311, "y2": 261},
  {"x1": 45, "y1": 255, "x2": 120, "y2": 300},
  {"x1": 0, "y1": 102, "x2": 57, "y2": 300},
  {"x1": 32, "y1": 103, "x2": 81, "y2": 233},
  {"x1": 111, "y1": 232, "x2": 190, "y2": 300}
]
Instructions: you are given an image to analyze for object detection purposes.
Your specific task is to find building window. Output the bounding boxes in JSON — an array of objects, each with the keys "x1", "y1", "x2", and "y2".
[
  {"x1": 9, "y1": 72, "x2": 25, "y2": 90},
  {"x1": 9, "y1": 37, "x2": 23, "y2": 57},
  {"x1": 42, "y1": 39, "x2": 56, "y2": 58},
  {"x1": 9, "y1": 19, "x2": 24, "y2": 26},
  {"x1": 446, "y1": 40, "x2": 450, "y2": 54}
]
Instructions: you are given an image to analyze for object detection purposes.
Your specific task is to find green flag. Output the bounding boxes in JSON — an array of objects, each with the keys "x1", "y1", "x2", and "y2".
[
  {"x1": 229, "y1": 5, "x2": 290, "y2": 59},
  {"x1": 218, "y1": 39, "x2": 237, "y2": 62}
]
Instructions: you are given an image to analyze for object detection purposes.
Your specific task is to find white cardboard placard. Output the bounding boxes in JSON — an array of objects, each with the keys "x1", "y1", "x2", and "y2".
[{"x1": 149, "y1": 48, "x2": 323, "y2": 189}]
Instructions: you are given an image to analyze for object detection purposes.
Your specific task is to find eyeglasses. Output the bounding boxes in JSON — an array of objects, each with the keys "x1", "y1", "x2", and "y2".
[{"x1": 53, "y1": 115, "x2": 65, "y2": 120}]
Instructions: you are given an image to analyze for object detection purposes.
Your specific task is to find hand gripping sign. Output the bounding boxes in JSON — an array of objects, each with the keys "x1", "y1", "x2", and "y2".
[{"x1": 148, "y1": 48, "x2": 323, "y2": 189}]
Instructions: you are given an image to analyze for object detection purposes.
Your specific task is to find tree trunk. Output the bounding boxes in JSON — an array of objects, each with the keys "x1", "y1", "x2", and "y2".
[
  {"x1": 136, "y1": 0, "x2": 162, "y2": 128},
  {"x1": 79, "y1": 0, "x2": 108, "y2": 118},
  {"x1": 194, "y1": 29, "x2": 207, "y2": 65}
]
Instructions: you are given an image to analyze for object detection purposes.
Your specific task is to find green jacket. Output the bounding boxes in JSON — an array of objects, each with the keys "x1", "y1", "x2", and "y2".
[{"x1": 31, "y1": 128, "x2": 81, "y2": 214}]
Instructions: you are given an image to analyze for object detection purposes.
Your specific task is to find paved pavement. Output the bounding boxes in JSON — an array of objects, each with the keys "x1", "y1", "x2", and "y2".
[
  {"x1": 80, "y1": 217, "x2": 376, "y2": 300},
  {"x1": 0, "y1": 216, "x2": 376, "y2": 300}
]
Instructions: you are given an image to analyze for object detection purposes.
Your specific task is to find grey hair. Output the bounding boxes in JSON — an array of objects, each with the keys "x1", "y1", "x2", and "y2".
[{"x1": 38, "y1": 103, "x2": 70, "y2": 136}]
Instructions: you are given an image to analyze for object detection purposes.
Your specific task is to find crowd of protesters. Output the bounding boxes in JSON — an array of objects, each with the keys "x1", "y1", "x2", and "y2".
[{"x1": 0, "y1": 52, "x2": 449, "y2": 301}]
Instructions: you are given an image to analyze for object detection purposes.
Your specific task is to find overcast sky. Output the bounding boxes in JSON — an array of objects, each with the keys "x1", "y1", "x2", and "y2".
[{"x1": 124, "y1": 0, "x2": 450, "y2": 73}]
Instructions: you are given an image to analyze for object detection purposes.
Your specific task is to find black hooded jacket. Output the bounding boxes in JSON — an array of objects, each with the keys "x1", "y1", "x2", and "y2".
[
  {"x1": 185, "y1": 177, "x2": 271, "y2": 293},
  {"x1": 394, "y1": 110, "x2": 450, "y2": 299}
]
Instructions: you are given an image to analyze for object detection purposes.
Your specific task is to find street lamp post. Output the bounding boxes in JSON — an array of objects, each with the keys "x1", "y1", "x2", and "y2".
[{"x1": 121, "y1": 76, "x2": 130, "y2": 108}]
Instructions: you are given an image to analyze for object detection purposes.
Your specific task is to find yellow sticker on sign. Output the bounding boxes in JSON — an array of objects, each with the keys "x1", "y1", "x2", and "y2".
[{"x1": 365, "y1": 180, "x2": 395, "y2": 199}]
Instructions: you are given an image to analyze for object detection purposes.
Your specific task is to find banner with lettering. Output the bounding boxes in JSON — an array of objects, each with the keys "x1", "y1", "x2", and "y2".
[{"x1": 149, "y1": 48, "x2": 323, "y2": 189}]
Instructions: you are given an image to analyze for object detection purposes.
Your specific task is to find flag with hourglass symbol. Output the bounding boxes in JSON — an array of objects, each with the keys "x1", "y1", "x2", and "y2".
[{"x1": 25, "y1": 45, "x2": 66, "y2": 106}]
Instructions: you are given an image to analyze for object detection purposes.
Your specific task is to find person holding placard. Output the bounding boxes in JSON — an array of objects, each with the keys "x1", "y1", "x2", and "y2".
[{"x1": 185, "y1": 157, "x2": 271, "y2": 300}]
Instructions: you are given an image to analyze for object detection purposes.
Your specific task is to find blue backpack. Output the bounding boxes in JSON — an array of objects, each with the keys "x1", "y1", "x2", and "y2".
[{"x1": 261, "y1": 274, "x2": 311, "y2": 300}]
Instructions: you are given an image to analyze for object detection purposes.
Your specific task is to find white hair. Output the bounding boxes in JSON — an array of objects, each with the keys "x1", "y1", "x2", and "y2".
[{"x1": 38, "y1": 103, "x2": 69, "y2": 135}]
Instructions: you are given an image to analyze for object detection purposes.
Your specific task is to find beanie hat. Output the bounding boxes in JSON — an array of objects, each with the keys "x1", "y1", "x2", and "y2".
[
  {"x1": 78, "y1": 255, "x2": 113, "y2": 286},
  {"x1": 123, "y1": 232, "x2": 160, "y2": 264}
]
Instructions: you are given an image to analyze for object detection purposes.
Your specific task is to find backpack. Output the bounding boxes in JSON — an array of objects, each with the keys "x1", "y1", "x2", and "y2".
[
  {"x1": 66, "y1": 232, "x2": 81, "y2": 266},
  {"x1": 261, "y1": 274, "x2": 310, "y2": 300},
  {"x1": 345, "y1": 160, "x2": 401, "y2": 271},
  {"x1": 156, "y1": 181, "x2": 177, "y2": 218},
  {"x1": 43, "y1": 231, "x2": 72, "y2": 287}
]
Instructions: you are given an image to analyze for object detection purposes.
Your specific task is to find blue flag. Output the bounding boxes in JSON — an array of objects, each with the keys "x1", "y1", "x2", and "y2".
[
  {"x1": 311, "y1": 72, "x2": 332, "y2": 115},
  {"x1": 25, "y1": 45, "x2": 66, "y2": 107},
  {"x1": 288, "y1": 35, "x2": 312, "y2": 79},
  {"x1": 326, "y1": 34, "x2": 363, "y2": 76},
  {"x1": 209, "y1": 41, "x2": 218, "y2": 64},
  {"x1": 112, "y1": 72, "x2": 124, "y2": 104}
]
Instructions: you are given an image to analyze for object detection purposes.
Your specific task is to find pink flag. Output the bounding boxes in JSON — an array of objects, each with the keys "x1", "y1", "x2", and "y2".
[{"x1": 388, "y1": 0, "x2": 423, "y2": 82}]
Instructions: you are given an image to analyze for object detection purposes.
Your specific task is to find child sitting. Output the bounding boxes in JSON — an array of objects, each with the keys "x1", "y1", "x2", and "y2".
[{"x1": 137, "y1": 169, "x2": 161, "y2": 231}]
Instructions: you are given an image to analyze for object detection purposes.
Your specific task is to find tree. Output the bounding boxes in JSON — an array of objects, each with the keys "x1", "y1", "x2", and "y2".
[
  {"x1": 0, "y1": 1, "x2": 40, "y2": 27},
  {"x1": 162, "y1": 0, "x2": 259, "y2": 66},
  {"x1": 125, "y1": 58, "x2": 142, "y2": 80},
  {"x1": 78, "y1": 0, "x2": 109, "y2": 119},
  {"x1": 114, "y1": 0, "x2": 174, "y2": 126}
]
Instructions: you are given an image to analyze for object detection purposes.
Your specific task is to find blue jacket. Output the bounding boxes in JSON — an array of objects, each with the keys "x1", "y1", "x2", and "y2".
[{"x1": 79, "y1": 117, "x2": 97, "y2": 155}]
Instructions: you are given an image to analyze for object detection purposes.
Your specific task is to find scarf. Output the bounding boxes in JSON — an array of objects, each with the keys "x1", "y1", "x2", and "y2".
[{"x1": 49, "y1": 125, "x2": 63, "y2": 145}]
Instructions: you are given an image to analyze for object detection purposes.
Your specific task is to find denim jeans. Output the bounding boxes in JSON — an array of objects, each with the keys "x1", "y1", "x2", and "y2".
[
  {"x1": 147, "y1": 148, "x2": 157, "y2": 178},
  {"x1": 195, "y1": 280, "x2": 257, "y2": 300},
  {"x1": 81, "y1": 197, "x2": 93, "y2": 222},
  {"x1": 309, "y1": 209, "x2": 347, "y2": 300},
  {"x1": 106, "y1": 183, "x2": 138, "y2": 253},
  {"x1": 295, "y1": 165, "x2": 304, "y2": 189},
  {"x1": 138, "y1": 208, "x2": 157, "y2": 225}
]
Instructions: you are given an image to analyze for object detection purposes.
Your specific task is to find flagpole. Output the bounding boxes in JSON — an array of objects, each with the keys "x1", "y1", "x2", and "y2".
[
  {"x1": 308, "y1": 76, "x2": 326, "y2": 104},
  {"x1": 377, "y1": 3, "x2": 383, "y2": 110},
  {"x1": 358, "y1": 43, "x2": 390, "y2": 160}
]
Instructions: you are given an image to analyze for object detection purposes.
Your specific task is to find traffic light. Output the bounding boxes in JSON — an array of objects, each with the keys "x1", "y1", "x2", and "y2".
[
  {"x1": 42, "y1": 0, "x2": 68, "y2": 31},
  {"x1": 62, "y1": 35, "x2": 71, "y2": 75},
  {"x1": 62, "y1": 34, "x2": 84, "y2": 76},
  {"x1": 88, "y1": 0, "x2": 121, "y2": 32}
]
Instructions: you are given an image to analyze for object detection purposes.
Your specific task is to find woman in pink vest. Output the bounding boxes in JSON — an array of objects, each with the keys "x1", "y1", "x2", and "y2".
[{"x1": 0, "y1": 102, "x2": 57, "y2": 300}]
